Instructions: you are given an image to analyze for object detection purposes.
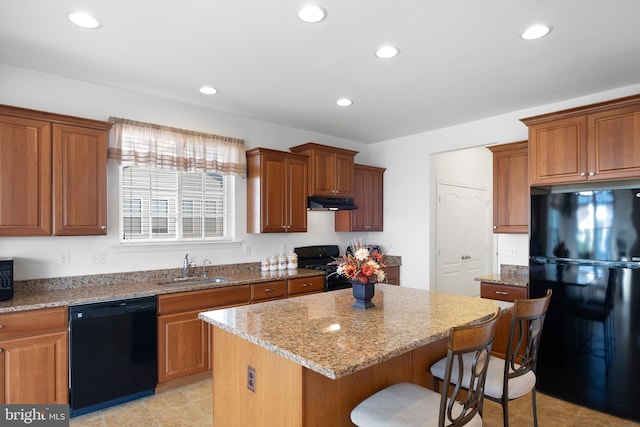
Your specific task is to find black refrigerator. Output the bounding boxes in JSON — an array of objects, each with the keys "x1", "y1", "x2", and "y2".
[{"x1": 529, "y1": 187, "x2": 640, "y2": 422}]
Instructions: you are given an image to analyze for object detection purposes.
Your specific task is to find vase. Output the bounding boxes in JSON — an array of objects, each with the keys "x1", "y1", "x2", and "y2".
[{"x1": 351, "y1": 281, "x2": 375, "y2": 309}]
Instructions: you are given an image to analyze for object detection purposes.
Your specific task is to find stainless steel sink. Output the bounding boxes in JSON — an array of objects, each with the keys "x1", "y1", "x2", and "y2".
[{"x1": 159, "y1": 276, "x2": 232, "y2": 285}]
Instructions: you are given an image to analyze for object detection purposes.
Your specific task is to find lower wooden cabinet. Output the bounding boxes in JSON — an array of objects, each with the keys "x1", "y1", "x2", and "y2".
[
  {"x1": 251, "y1": 281, "x2": 287, "y2": 303},
  {"x1": 157, "y1": 286, "x2": 251, "y2": 385},
  {"x1": 0, "y1": 307, "x2": 68, "y2": 404},
  {"x1": 480, "y1": 282, "x2": 528, "y2": 359},
  {"x1": 384, "y1": 266, "x2": 400, "y2": 286},
  {"x1": 287, "y1": 275, "x2": 325, "y2": 296}
]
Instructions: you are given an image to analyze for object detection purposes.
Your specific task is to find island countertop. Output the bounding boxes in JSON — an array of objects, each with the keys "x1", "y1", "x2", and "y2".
[{"x1": 199, "y1": 284, "x2": 507, "y2": 380}]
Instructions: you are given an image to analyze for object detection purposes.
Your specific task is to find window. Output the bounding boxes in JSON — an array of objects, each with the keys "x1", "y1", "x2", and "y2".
[
  {"x1": 121, "y1": 167, "x2": 229, "y2": 241},
  {"x1": 108, "y1": 117, "x2": 245, "y2": 243}
]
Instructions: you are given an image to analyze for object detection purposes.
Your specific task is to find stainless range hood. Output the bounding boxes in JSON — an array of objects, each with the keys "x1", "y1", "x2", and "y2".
[{"x1": 307, "y1": 196, "x2": 358, "y2": 211}]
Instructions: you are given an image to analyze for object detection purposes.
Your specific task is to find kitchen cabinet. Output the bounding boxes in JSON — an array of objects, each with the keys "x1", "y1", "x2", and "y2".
[
  {"x1": 383, "y1": 266, "x2": 400, "y2": 286},
  {"x1": 289, "y1": 142, "x2": 357, "y2": 198},
  {"x1": 0, "y1": 105, "x2": 111, "y2": 236},
  {"x1": 0, "y1": 307, "x2": 68, "y2": 404},
  {"x1": 287, "y1": 275, "x2": 325, "y2": 296},
  {"x1": 335, "y1": 164, "x2": 385, "y2": 232},
  {"x1": 488, "y1": 141, "x2": 528, "y2": 233},
  {"x1": 247, "y1": 147, "x2": 308, "y2": 233},
  {"x1": 251, "y1": 280, "x2": 287, "y2": 302},
  {"x1": 480, "y1": 282, "x2": 528, "y2": 360},
  {"x1": 522, "y1": 94, "x2": 640, "y2": 186},
  {"x1": 157, "y1": 286, "x2": 251, "y2": 386}
]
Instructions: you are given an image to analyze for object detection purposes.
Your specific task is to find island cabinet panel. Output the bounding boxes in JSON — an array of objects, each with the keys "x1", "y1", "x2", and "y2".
[
  {"x1": 0, "y1": 104, "x2": 111, "y2": 237},
  {"x1": 335, "y1": 164, "x2": 385, "y2": 232},
  {"x1": 157, "y1": 286, "x2": 251, "y2": 386},
  {"x1": 480, "y1": 282, "x2": 528, "y2": 360},
  {"x1": 213, "y1": 328, "x2": 303, "y2": 427},
  {"x1": 488, "y1": 141, "x2": 529, "y2": 233},
  {"x1": 522, "y1": 94, "x2": 640, "y2": 186},
  {"x1": 246, "y1": 147, "x2": 308, "y2": 233},
  {"x1": 0, "y1": 307, "x2": 68, "y2": 404},
  {"x1": 287, "y1": 275, "x2": 324, "y2": 296},
  {"x1": 289, "y1": 142, "x2": 358, "y2": 198}
]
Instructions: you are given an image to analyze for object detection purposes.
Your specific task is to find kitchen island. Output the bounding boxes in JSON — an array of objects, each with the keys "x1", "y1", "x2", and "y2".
[{"x1": 199, "y1": 284, "x2": 505, "y2": 426}]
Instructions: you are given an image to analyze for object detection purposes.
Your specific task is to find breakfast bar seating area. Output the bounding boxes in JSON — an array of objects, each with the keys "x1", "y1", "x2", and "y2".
[{"x1": 200, "y1": 284, "x2": 509, "y2": 426}]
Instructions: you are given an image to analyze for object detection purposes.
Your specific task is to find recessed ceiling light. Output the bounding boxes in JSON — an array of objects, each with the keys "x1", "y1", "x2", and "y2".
[
  {"x1": 68, "y1": 11, "x2": 102, "y2": 29},
  {"x1": 199, "y1": 86, "x2": 218, "y2": 95},
  {"x1": 336, "y1": 98, "x2": 353, "y2": 107},
  {"x1": 297, "y1": 5, "x2": 327, "y2": 23},
  {"x1": 375, "y1": 45, "x2": 399, "y2": 59},
  {"x1": 521, "y1": 24, "x2": 551, "y2": 40}
]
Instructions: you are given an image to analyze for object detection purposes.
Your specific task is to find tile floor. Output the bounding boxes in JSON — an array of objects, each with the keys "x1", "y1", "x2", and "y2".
[{"x1": 70, "y1": 378, "x2": 639, "y2": 426}]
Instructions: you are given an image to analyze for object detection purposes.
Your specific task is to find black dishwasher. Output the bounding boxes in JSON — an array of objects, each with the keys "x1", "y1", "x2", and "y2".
[{"x1": 69, "y1": 296, "x2": 157, "y2": 417}]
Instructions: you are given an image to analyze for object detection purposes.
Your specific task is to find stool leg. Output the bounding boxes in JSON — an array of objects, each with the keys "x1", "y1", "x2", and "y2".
[{"x1": 532, "y1": 388, "x2": 538, "y2": 427}]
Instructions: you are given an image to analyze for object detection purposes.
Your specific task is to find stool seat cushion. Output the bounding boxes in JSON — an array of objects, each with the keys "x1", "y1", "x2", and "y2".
[
  {"x1": 350, "y1": 382, "x2": 482, "y2": 427},
  {"x1": 430, "y1": 353, "x2": 536, "y2": 400}
]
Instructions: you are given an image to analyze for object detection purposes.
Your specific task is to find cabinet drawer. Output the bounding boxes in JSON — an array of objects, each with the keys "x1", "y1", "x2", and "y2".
[
  {"x1": 384, "y1": 266, "x2": 400, "y2": 286},
  {"x1": 0, "y1": 307, "x2": 68, "y2": 339},
  {"x1": 288, "y1": 276, "x2": 324, "y2": 296},
  {"x1": 252, "y1": 281, "x2": 287, "y2": 302},
  {"x1": 480, "y1": 282, "x2": 527, "y2": 302},
  {"x1": 158, "y1": 285, "x2": 251, "y2": 315}
]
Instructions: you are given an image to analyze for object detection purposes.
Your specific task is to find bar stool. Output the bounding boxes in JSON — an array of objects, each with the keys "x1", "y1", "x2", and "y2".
[
  {"x1": 350, "y1": 310, "x2": 499, "y2": 427},
  {"x1": 430, "y1": 290, "x2": 552, "y2": 427}
]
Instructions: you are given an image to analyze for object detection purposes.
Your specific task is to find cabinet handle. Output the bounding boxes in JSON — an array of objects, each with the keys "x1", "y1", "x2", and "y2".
[
  {"x1": 589, "y1": 171, "x2": 595, "y2": 176},
  {"x1": 495, "y1": 291, "x2": 509, "y2": 295},
  {"x1": 101, "y1": 225, "x2": 107, "y2": 230},
  {"x1": 580, "y1": 172, "x2": 586, "y2": 177},
  {"x1": 302, "y1": 282, "x2": 311, "y2": 287},
  {"x1": 0, "y1": 324, "x2": 4, "y2": 329},
  {"x1": 264, "y1": 288, "x2": 275, "y2": 292}
]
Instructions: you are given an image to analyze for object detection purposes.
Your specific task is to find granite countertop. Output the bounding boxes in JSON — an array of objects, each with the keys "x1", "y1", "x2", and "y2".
[
  {"x1": 0, "y1": 267, "x2": 324, "y2": 314},
  {"x1": 475, "y1": 264, "x2": 528, "y2": 288},
  {"x1": 199, "y1": 284, "x2": 509, "y2": 380},
  {"x1": 0, "y1": 255, "x2": 402, "y2": 314}
]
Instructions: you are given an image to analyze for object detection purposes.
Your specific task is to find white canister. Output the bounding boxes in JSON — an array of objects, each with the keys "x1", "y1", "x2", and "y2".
[
  {"x1": 269, "y1": 256, "x2": 278, "y2": 271},
  {"x1": 261, "y1": 258, "x2": 270, "y2": 272},
  {"x1": 287, "y1": 252, "x2": 298, "y2": 270},
  {"x1": 277, "y1": 254, "x2": 287, "y2": 271}
]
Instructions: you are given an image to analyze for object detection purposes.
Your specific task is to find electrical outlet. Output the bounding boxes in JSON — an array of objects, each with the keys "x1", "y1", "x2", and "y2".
[
  {"x1": 243, "y1": 244, "x2": 251, "y2": 256},
  {"x1": 505, "y1": 247, "x2": 517, "y2": 256},
  {"x1": 91, "y1": 250, "x2": 106, "y2": 264},
  {"x1": 247, "y1": 365, "x2": 256, "y2": 393},
  {"x1": 57, "y1": 252, "x2": 70, "y2": 266}
]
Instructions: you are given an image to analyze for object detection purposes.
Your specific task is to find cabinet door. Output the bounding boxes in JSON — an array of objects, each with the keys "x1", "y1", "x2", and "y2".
[
  {"x1": 365, "y1": 168, "x2": 384, "y2": 231},
  {"x1": 288, "y1": 276, "x2": 325, "y2": 296},
  {"x1": 334, "y1": 152, "x2": 354, "y2": 197},
  {"x1": 260, "y1": 154, "x2": 288, "y2": 232},
  {"x1": 529, "y1": 116, "x2": 587, "y2": 185},
  {"x1": 335, "y1": 165, "x2": 384, "y2": 232},
  {"x1": 588, "y1": 106, "x2": 640, "y2": 181},
  {"x1": 53, "y1": 124, "x2": 108, "y2": 235},
  {"x1": 309, "y1": 149, "x2": 337, "y2": 196},
  {"x1": 286, "y1": 157, "x2": 308, "y2": 232},
  {"x1": 490, "y1": 142, "x2": 528, "y2": 233},
  {"x1": 0, "y1": 331, "x2": 68, "y2": 404},
  {"x1": 158, "y1": 310, "x2": 208, "y2": 383},
  {"x1": 0, "y1": 115, "x2": 52, "y2": 236},
  {"x1": 383, "y1": 266, "x2": 400, "y2": 285}
]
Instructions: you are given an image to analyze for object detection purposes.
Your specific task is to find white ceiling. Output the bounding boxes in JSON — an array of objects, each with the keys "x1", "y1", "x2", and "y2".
[{"x1": 1, "y1": 0, "x2": 640, "y2": 143}]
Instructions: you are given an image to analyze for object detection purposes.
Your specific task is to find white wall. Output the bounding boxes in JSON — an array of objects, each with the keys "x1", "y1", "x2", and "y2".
[{"x1": 2, "y1": 63, "x2": 640, "y2": 286}]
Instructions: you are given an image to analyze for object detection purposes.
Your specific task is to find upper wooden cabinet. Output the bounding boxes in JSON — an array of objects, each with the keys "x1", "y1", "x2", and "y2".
[
  {"x1": 488, "y1": 141, "x2": 528, "y2": 233},
  {"x1": 335, "y1": 164, "x2": 385, "y2": 232},
  {"x1": 289, "y1": 142, "x2": 358, "y2": 198},
  {"x1": 0, "y1": 105, "x2": 111, "y2": 236},
  {"x1": 522, "y1": 94, "x2": 640, "y2": 186},
  {"x1": 246, "y1": 147, "x2": 308, "y2": 233}
]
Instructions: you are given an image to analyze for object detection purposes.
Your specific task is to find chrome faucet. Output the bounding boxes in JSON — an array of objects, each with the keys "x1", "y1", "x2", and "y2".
[
  {"x1": 202, "y1": 259, "x2": 212, "y2": 278},
  {"x1": 182, "y1": 254, "x2": 190, "y2": 278}
]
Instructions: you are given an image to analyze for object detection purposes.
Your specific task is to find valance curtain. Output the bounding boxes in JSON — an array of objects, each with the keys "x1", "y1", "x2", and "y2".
[{"x1": 107, "y1": 117, "x2": 246, "y2": 177}]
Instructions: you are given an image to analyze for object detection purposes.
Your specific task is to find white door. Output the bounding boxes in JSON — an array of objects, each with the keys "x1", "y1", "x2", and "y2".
[{"x1": 436, "y1": 182, "x2": 489, "y2": 296}]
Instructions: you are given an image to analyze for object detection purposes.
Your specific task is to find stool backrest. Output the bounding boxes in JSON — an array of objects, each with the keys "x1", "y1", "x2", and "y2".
[{"x1": 440, "y1": 310, "x2": 500, "y2": 427}]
